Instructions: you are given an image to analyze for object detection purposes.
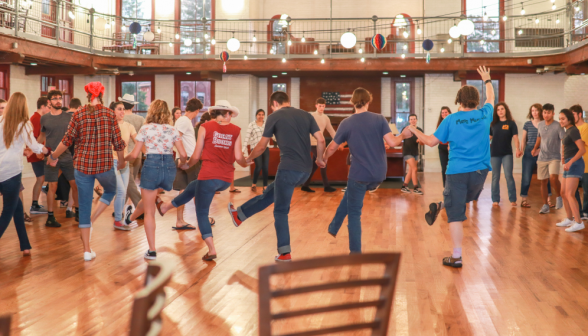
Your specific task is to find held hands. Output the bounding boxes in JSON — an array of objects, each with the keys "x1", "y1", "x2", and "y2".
[
  {"x1": 117, "y1": 160, "x2": 126, "y2": 171},
  {"x1": 516, "y1": 149, "x2": 522, "y2": 158},
  {"x1": 316, "y1": 158, "x2": 326, "y2": 168},
  {"x1": 403, "y1": 126, "x2": 415, "y2": 138},
  {"x1": 477, "y1": 65, "x2": 491, "y2": 81},
  {"x1": 337, "y1": 143, "x2": 345, "y2": 151},
  {"x1": 531, "y1": 148, "x2": 539, "y2": 157},
  {"x1": 23, "y1": 148, "x2": 33, "y2": 157},
  {"x1": 46, "y1": 154, "x2": 58, "y2": 167},
  {"x1": 179, "y1": 163, "x2": 190, "y2": 170}
]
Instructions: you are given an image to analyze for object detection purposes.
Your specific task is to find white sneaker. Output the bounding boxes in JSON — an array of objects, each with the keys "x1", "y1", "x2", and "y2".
[
  {"x1": 582, "y1": 213, "x2": 588, "y2": 220},
  {"x1": 539, "y1": 204, "x2": 550, "y2": 214},
  {"x1": 556, "y1": 218, "x2": 574, "y2": 227},
  {"x1": 555, "y1": 196, "x2": 564, "y2": 209},
  {"x1": 83, "y1": 250, "x2": 96, "y2": 261},
  {"x1": 565, "y1": 222, "x2": 585, "y2": 232}
]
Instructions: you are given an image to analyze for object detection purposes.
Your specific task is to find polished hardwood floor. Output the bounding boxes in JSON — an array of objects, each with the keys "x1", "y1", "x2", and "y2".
[{"x1": 1, "y1": 172, "x2": 588, "y2": 335}]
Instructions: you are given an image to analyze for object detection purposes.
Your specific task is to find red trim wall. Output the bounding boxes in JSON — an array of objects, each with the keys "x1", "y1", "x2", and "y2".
[{"x1": 0, "y1": 65, "x2": 10, "y2": 100}]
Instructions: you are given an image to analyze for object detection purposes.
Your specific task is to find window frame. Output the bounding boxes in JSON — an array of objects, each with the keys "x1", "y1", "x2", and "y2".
[
  {"x1": 40, "y1": 75, "x2": 73, "y2": 107},
  {"x1": 461, "y1": 72, "x2": 505, "y2": 105},
  {"x1": 173, "y1": 74, "x2": 215, "y2": 114},
  {"x1": 462, "y1": 0, "x2": 505, "y2": 53},
  {"x1": 0, "y1": 65, "x2": 10, "y2": 100},
  {"x1": 390, "y1": 78, "x2": 415, "y2": 132},
  {"x1": 267, "y1": 77, "x2": 291, "y2": 115},
  {"x1": 116, "y1": 74, "x2": 155, "y2": 113}
]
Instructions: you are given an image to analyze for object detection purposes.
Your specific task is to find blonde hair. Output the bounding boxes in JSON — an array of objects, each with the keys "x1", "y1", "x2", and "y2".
[
  {"x1": 146, "y1": 100, "x2": 172, "y2": 125},
  {"x1": 2, "y1": 92, "x2": 31, "y2": 149},
  {"x1": 350, "y1": 87, "x2": 373, "y2": 109}
]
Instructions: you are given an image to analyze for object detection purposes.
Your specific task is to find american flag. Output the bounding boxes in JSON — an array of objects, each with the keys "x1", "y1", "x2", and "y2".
[{"x1": 321, "y1": 92, "x2": 354, "y2": 114}]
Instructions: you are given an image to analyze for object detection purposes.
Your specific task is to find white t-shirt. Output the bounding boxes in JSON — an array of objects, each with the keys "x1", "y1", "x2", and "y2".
[
  {"x1": 0, "y1": 120, "x2": 45, "y2": 182},
  {"x1": 136, "y1": 124, "x2": 181, "y2": 155},
  {"x1": 175, "y1": 116, "x2": 196, "y2": 155}
]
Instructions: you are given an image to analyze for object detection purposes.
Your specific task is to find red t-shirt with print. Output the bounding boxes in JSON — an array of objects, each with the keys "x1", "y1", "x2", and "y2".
[{"x1": 198, "y1": 121, "x2": 241, "y2": 183}]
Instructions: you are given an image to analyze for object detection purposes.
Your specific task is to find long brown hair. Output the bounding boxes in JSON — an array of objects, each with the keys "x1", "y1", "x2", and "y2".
[
  {"x1": 146, "y1": 100, "x2": 172, "y2": 125},
  {"x1": 436, "y1": 106, "x2": 452, "y2": 128},
  {"x1": 196, "y1": 111, "x2": 211, "y2": 129},
  {"x1": 86, "y1": 92, "x2": 104, "y2": 114},
  {"x1": 527, "y1": 103, "x2": 543, "y2": 120},
  {"x1": 2, "y1": 92, "x2": 32, "y2": 149},
  {"x1": 491, "y1": 102, "x2": 514, "y2": 127},
  {"x1": 350, "y1": 87, "x2": 372, "y2": 109}
]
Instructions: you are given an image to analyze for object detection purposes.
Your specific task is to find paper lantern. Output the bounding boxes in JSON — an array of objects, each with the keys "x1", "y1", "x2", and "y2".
[
  {"x1": 422, "y1": 39, "x2": 434, "y2": 64},
  {"x1": 371, "y1": 34, "x2": 387, "y2": 51},
  {"x1": 458, "y1": 19, "x2": 475, "y2": 36},
  {"x1": 340, "y1": 32, "x2": 356, "y2": 49},
  {"x1": 95, "y1": 17, "x2": 106, "y2": 30},
  {"x1": 449, "y1": 25, "x2": 461, "y2": 39},
  {"x1": 129, "y1": 22, "x2": 142, "y2": 34},
  {"x1": 227, "y1": 37, "x2": 240, "y2": 52},
  {"x1": 220, "y1": 51, "x2": 230, "y2": 73},
  {"x1": 143, "y1": 31, "x2": 154, "y2": 42}
]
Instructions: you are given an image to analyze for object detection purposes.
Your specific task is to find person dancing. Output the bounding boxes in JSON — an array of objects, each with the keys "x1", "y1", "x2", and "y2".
[
  {"x1": 408, "y1": 66, "x2": 493, "y2": 268},
  {"x1": 243, "y1": 109, "x2": 269, "y2": 192},
  {"x1": 490, "y1": 102, "x2": 520, "y2": 207},
  {"x1": 47, "y1": 82, "x2": 126, "y2": 261},
  {"x1": 437, "y1": 107, "x2": 451, "y2": 187},
  {"x1": 400, "y1": 114, "x2": 424, "y2": 194},
  {"x1": 157, "y1": 100, "x2": 249, "y2": 260},
  {"x1": 0, "y1": 92, "x2": 49, "y2": 256},
  {"x1": 324, "y1": 88, "x2": 410, "y2": 253},
  {"x1": 123, "y1": 100, "x2": 187, "y2": 260}
]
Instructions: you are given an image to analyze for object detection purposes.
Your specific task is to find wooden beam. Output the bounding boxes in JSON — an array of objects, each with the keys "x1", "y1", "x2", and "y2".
[
  {"x1": 200, "y1": 71, "x2": 222, "y2": 81},
  {"x1": 0, "y1": 52, "x2": 25, "y2": 64},
  {"x1": 25, "y1": 66, "x2": 97, "y2": 75}
]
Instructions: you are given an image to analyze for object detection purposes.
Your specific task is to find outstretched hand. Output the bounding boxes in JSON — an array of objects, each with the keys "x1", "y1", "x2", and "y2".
[{"x1": 477, "y1": 65, "x2": 491, "y2": 82}]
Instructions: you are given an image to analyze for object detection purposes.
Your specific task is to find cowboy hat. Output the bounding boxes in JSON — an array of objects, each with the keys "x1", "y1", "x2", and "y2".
[
  {"x1": 118, "y1": 93, "x2": 138, "y2": 105},
  {"x1": 208, "y1": 100, "x2": 239, "y2": 118}
]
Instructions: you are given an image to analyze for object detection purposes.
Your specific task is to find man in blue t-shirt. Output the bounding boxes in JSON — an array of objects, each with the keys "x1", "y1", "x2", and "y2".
[
  {"x1": 228, "y1": 91, "x2": 325, "y2": 262},
  {"x1": 322, "y1": 87, "x2": 411, "y2": 253},
  {"x1": 408, "y1": 66, "x2": 494, "y2": 268}
]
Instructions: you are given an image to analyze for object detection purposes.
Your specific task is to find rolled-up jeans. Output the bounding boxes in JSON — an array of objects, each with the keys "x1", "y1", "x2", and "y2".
[
  {"x1": 112, "y1": 159, "x2": 130, "y2": 222},
  {"x1": 237, "y1": 169, "x2": 309, "y2": 254},
  {"x1": 491, "y1": 155, "x2": 516, "y2": 203},
  {"x1": 75, "y1": 167, "x2": 117, "y2": 228},
  {"x1": 328, "y1": 179, "x2": 381, "y2": 253},
  {"x1": 172, "y1": 178, "x2": 231, "y2": 240}
]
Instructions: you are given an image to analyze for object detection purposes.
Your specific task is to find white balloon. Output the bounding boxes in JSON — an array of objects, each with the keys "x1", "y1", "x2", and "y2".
[
  {"x1": 449, "y1": 25, "x2": 461, "y2": 39},
  {"x1": 458, "y1": 19, "x2": 475, "y2": 36},
  {"x1": 340, "y1": 32, "x2": 356, "y2": 49},
  {"x1": 227, "y1": 37, "x2": 240, "y2": 51},
  {"x1": 143, "y1": 31, "x2": 155, "y2": 42}
]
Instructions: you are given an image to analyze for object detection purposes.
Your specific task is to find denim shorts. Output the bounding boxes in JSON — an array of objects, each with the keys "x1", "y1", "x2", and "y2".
[
  {"x1": 563, "y1": 158, "x2": 585, "y2": 179},
  {"x1": 140, "y1": 154, "x2": 177, "y2": 191},
  {"x1": 444, "y1": 169, "x2": 489, "y2": 222},
  {"x1": 404, "y1": 155, "x2": 419, "y2": 162}
]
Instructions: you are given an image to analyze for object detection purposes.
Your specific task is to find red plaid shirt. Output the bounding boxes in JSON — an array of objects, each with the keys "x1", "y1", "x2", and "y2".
[{"x1": 62, "y1": 104, "x2": 126, "y2": 175}]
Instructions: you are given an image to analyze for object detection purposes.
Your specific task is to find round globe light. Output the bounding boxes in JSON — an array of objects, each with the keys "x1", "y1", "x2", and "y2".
[
  {"x1": 95, "y1": 17, "x2": 106, "y2": 30},
  {"x1": 184, "y1": 39, "x2": 192, "y2": 46},
  {"x1": 458, "y1": 19, "x2": 475, "y2": 36},
  {"x1": 143, "y1": 31, "x2": 155, "y2": 42},
  {"x1": 449, "y1": 25, "x2": 461, "y2": 39},
  {"x1": 340, "y1": 32, "x2": 356, "y2": 49},
  {"x1": 227, "y1": 37, "x2": 240, "y2": 51}
]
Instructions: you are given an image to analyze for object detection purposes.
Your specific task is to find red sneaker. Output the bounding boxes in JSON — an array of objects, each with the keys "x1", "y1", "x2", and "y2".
[
  {"x1": 275, "y1": 253, "x2": 292, "y2": 262},
  {"x1": 113, "y1": 220, "x2": 131, "y2": 231},
  {"x1": 228, "y1": 202, "x2": 242, "y2": 227}
]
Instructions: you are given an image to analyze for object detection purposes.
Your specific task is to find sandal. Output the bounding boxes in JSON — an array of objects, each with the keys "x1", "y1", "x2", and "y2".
[
  {"x1": 425, "y1": 202, "x2": 442, "y2": 226},
  {"x1": 442, "y1": 256, "x2": 463, "y2": 268},
  {"x1": 209, "y1": 217, "x2": 215, "y2": 225},
  {"x1": 229, "y1": 189, "x2": 241, "y2": 193},
  {"x1": 202, "y1": 253, "x2": 217, "y2": 261},
  {"x1": 23, "y1": 250, "x2": 31, "y2": 257},
  {"x1": 172, "y1": 224, "x2": 196, "y2": 230},
  {"x1": 251, "y1": 186, "x2": 257, "y2": 192},
  {"x1": 155, "y1": 196, "x2": 164, "y2": 216},
  {"x1": 521, "y1": 200, "x2": 531, "y2": 208},
  {"x1": 24, "y1": 213, "x2": 32, "y2": 223},
  {"x1": 94, "y1": 186, "x2": 103, "y2": 197}
]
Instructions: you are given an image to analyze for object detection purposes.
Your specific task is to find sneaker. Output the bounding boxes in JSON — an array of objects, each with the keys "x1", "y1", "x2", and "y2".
[
  {"x1": 113, "y1": 221, "x2": 131, "y2": 231},
  {"x1": 75, "y1": 211, "x2": 79, "y2": 222},
  {"x1": 59, "y1": 201, "x2": 68, "y2": 208},
  {"x1": 413, "y1": 187, "x2": 423, "y2": 195},
  {"x1": 228, "y1": 202, "x2": 242, "y2": 227},
  {"x1": 275, "y1": 253, "x2": 292, "y2": 262},
  {"x1": 83, "y1": 250, "x2": 96, "y2": 261},
  {"x1": 112, "y1": 212, "x2": 115, "y2": 217},
  {"x1": 144, "y1": 250, "x2": 157, "y2": 260},
  {"x1": 45, "y1": 217, "x2": 61, "y2": 228},
  {"x1": 124, "y1": 205, "x2": 134, "y2": 225},
  {"x1": 400, "y1": 186, "x2": 411, "y2": 193},
  {"x1": 137, "y1": 214, "x2": 144, "y2": 220},
  {"x1": 582, "y1": 213, "x2": 588, "y2": 220},
  {"x1": 66, "y1": 210, "x2": 75, "y2": 218},
  {"x1": 442, "y1": 256, "x2": 462, "y2": 268},
  {"x1": 556, "y1": 218, "x2": 574, "y2": 227},
  {"x1": 30, "y1": 204, "x2": 47, "y2": 214},
  {"x1": 565, "y1": 222, "x2": 585, "y2": 232},
  {"x1": 539, "y1": 204, "x2": 550, "y2": 214},
  {"x1": 341, "y1": 187, "x2": 347, "y2": 192},
  {"x1": 324, "y1": 186, "x2": 337, "y2": 192},
  {"x1": 425, "y1": 202, "x2": 442, "y2": 226},
  {"x1": 42, "y1": 185, "x2": 48, "y2": 194},
  {"x1": 555, "y1": 196, "x2": 563, "y2": 209},
  {"x1": 368, "y1": 185, "x2": 380, "y2": 193},
  {"x1": 301, "y1": 186, "x2": 315, "y2": 193}
]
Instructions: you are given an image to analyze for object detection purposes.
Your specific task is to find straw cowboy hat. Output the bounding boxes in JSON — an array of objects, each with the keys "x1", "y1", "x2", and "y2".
[
  {"x1": 208, "y1": 100, "x2": 239, "y2": 118},
  {"x1": 118, "y1": 93, "x2": 138, "y2": 105}
]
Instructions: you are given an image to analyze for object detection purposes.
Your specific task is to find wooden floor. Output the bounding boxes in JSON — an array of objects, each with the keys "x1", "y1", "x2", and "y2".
[{"x1": 1, "y1": 172, "x2": 588, "y2": 336}]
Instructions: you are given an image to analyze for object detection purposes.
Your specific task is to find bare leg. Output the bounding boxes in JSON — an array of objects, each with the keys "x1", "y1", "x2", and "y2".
[
  {"x1": 564, "y1": 178, "x2": 581, "y2": 222},
  {"x1": 69, "y1": 180, "x2": 78, "y2": 208},
  {"x1": 449, "y1": 221, "x2": 463, "y2": 250},
  {"x1": 550, "y1": 174, "x2": 561, "y2": 198},
  {"x1": 141, "y1": 189, "x2": 158, "y2": 251},
  {"x1": 90, "y1": 201, "x2": 109, "y2": 224},
  {"x1": 80, "y1": 227, "x2": 91, "y2": 253},
  {"x1": 204, "y1": 237, "x2": 216, "y2": 255},
  {"x1": 33, "y1": 176, "x2": 44, "y2": 203},
  {"x1": 47, "y1": 182, "x2": 57, "y2": 213},
  {"x1": 175, "y1": 189, "x2": 190, "y2": 227},
  {"x1": 130, "y1": 200, "x2": 145, "y2": 222},
  {"x1": 409, "y1": 159, "x2": 418, "y2": 186}
]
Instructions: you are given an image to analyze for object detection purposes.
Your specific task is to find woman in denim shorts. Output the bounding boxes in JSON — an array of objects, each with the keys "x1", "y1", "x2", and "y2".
[
  {"x1": 556, "y1": 109, "x2": 586, "y2": 233},
  {"x1": 124, "y1": 100, "x2": 187, "y2": 260}
]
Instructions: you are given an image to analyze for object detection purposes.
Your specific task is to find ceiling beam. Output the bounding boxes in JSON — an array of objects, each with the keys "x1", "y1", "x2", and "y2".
[
  {"x1": 200, "y1": 71, "x2": 222, "y2": 81},
  {"x1": 25, "y1": 66, "x2": 97, "y2": 75},
  {"x1": 0, "y1": 52, "x2": 25, "y2": 64}
]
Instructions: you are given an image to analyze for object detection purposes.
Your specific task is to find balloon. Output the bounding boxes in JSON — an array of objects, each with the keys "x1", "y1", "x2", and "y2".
[
  {"x1": 220, "y1": 51, "x2": 230, "y2": 62},
  {"x1": 422, "y1": 39, "x2": 434, "y2": 52},
  {"x1": 129, "y1": 22, "x2": 141, "y2": 35},
  {"x1": 371, "y1": 34, "x2": 387, "y2": 50}
]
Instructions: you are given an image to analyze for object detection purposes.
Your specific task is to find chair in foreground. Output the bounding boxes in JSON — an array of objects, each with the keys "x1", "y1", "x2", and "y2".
[
  {"x1": 258, "y1": 253, "x2": 401, "y2": 336},
  {"x1": 0, "y1": 314, "x2": 11, "y2": 336},
  {"x1": 128, "y1": 261, "x2": 173, "y2": 336}
]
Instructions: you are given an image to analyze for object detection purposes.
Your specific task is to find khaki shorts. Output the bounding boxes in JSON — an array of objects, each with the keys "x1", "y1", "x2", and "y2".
[{"x1": 537, "y1": 160, "x2": 561, "y2": 180}]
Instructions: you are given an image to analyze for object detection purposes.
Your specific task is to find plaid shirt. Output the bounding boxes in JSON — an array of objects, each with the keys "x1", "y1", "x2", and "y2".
[{"x1": 62, "y1": 104, "x2": 125, "y2": 175}]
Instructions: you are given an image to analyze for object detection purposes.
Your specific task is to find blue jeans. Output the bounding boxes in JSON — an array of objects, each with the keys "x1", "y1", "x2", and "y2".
[
  {"x1": 172, "y1": 179, "x2": 230, "y2": 240},
  {"x1": 521, "y1": 145, "x2": 552, "y2": 197},
  {"x1": 112, "y1": 160, "x2": 130, "y2": 222},
  {"x1": 237, "y1": 169, "x2": 309, "y2": 254},
  {"x1": 491, "y1": 155, "x2": 516, "y2": 203},
  {"x1": 328, "y1": 179, "x2": 381, "y2": 253},
  {"x1": 75, "y1": 167, "x2": 117, "y2": 228},
  {"x1": 0, "y1": 174, "x2": 30, "y2": 251}
]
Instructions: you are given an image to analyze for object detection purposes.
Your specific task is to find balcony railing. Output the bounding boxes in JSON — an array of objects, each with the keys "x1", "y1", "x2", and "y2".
[{"x1": 0, "y1": 0, "x2": 586, "y2": 60}]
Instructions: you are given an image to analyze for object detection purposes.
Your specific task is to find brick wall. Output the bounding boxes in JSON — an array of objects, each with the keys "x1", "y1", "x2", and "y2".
[{"x1": 564, "y1": 75, "x2": 588, "y2": 108}]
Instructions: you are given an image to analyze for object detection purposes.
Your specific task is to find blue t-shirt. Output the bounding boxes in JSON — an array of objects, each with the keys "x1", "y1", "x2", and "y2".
[
  {"x1": 333, "y1": 112, "x2": 391, "y2": 182},
  {"x1": 434, "y1": 103, "x2": 493, "y2": 175}
]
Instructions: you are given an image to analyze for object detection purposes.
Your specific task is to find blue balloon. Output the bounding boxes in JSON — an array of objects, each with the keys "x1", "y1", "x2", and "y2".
[
  {"x1": 129, "y1": 22, "x2": 142, "y2": 34},
  {"x1": 422, "y1": 39, "x2": 434, "y2": 51}
]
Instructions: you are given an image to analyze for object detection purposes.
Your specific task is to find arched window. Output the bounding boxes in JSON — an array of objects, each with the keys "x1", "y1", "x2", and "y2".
[
  {"x1": 267, "y1": 14, "x2": 289, "y2": 55},
  {"x1": 391, "y1": 14, "x2": 415, "y2": 54}
]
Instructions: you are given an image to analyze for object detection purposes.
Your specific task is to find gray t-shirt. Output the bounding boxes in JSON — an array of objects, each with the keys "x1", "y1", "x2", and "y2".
[
  {"x1": 537, "y1": 120, "x2": 566, "y2": 162},
  {"x1": 263, "y1": 106, "x2": 320, "y2": 173},
  {"x1": 40, "y1": 111, "x2": 72, "y2": 155},
  {"x1": 124, "y1": 113, "x2": 145, "y2": 152}
]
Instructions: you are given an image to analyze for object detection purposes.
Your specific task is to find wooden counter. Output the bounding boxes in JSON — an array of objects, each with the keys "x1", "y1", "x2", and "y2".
[{"x1": 249, "y1": 147, "x2": 405, "y2": 182}]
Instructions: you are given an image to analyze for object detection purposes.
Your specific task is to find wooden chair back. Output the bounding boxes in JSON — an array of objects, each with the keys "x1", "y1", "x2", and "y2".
[
  {"x1": 0, "y1": 314, "x2": 11, "y2": 336},
  {"x1": 113, "y1": 32, "x2": 132, "y2": 43},
  {"x1": 128, "y1": 261, "x2": 173, "y2": 336},
  {"x1": 258, "y1": 253, "x2": 401, "y2": 336}
]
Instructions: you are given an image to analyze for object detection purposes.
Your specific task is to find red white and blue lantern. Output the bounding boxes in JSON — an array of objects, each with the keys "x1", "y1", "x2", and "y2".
[
  {"x1": 371, "y1": 34, "x2": 387, "y2": 51},
  {"x1": 422, "y1": 39, "x2": 434, "y2": 64},
  {"x1": 220, "y1": 51, "x2": 230, "y2": 73}
]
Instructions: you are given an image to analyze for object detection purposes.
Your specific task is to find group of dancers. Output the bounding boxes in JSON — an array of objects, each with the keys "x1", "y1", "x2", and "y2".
[{"x1": 0, "y1": 65, "x2": 585, "y2": 267}]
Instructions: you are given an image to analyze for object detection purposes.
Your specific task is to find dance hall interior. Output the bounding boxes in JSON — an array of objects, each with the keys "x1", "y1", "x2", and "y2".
[{"x1": 2, "y1": 0, "x2": 588, "y2": 335}]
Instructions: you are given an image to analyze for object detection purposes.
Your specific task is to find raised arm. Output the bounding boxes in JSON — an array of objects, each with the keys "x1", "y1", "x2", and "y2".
[{"x1": 477, "y1": 66, "x2": 494, "y2": 107}]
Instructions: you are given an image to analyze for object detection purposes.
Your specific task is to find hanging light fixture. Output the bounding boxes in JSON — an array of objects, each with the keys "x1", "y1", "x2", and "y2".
[
  {"x1": 360, "y1": 57, "x2": 365, "y2": 62},
  {"x1": 491, "y1": 29, "x2": 496, "y2": 35},
  {"x1": 227, "y1": 37, "x2": 241, "y2": 51},
  {"x1": 483, "y1": 7, "x2": 488, "y2": 21},
  {"x1": 211, "y1": 38, "x2": 216, "y2": 45},
  {"x1": 301, "y1": 32, "x2": 306, "y2": 42},
  {"x1": 169, "y1": 40, "x2": 173, "y2": 47},
  {"x1": 313, "y1": 49, "x2": 318, "y2": 55},
  {"x1": 401, "y1": 53, "x2": 406, "y2": 59},
  {"x1": 556, "y1": 16, "x2": 560, "y2": 24},
  {"x1": 287, "y1": 40, "x2": 292, "y2": 46},
  {"x1": 340, "y1": 31, "x2": 357, "y2": 48},
  {"x1": 68, "y1": 11, "x2": 75, "y2": 20},
  {"x1": 393, "y1": 14, "x2": 407, "y2": 27},
  {"x1": 184, "y1": 39, "x2": 192, "y2": 46},
  {"x1": 576, "y1": 3, "x2": 581, "y2": 12},
  {"x1": 458, "y1": 18, "x2": 475, "y2": 36},
  {"x1": 403, "y1": 44, "x2": 407, "y2": 50},
  {"x1": 440, "y1": 44, "x2": 445, "y2": 53},
  {"x1": 449, "y1": 23, "x2": 461, "y2": 39},
  {"x1": 502, "y1": 15, "x2": 507, "y2": 21},
  {"x1": 447, "y1": 38, "x2": 453, "y2": 44},
  {"x1": 282, "y1": 58, "x2": 286, "y2": 63},
  {"x1": 175, "y1": 33, "x2": 180, "y2": 39},
  {"x1": 111, "y1": 20, "x2": 115, "y2": 27},
  {"x1": 156, "y1": 25, "x2": 161, "y2": 34},
  {"x1": 358, "y1": 47, "x2": 363, "y2": 54},
  {"x1": 204, "y1": 33, "x2": 209, "y2": 39},
  {"x1": 252, "y1": 35, "x2": 257, "y2": 41},
  {"x1": 402, "y1": 31, "x2": 409, "y2": 38},
  {"x1": 416, "y1": 20, "x2": 421, "y2": 35},
  {"x1": 121, "y1": 25, "x2": 127, "y2": 32},
  {"x1": 518, "y1": 29, "x2": 523, "y2": 35},
  {"x1": 535, "y1": 17, "x2": 539, "y2": 24},
  {"x1": 196, "y1": 37, "x2": 200, "y2": 43},
  {"x1": 520, "y1": 3, "x2": 525, "y2": 15},
  {"x1": 552, "y1": 4, "x2": 556, "y2": 10},
  {"x1": 321, "y1": 58, "x2": 325, "y2": 63},
  {"x1": 480, "y1": 39, "x2": 485, "y2": 45},
  {"x1": 244, "y1": 55, "x2": 248, "y2": 60}
]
